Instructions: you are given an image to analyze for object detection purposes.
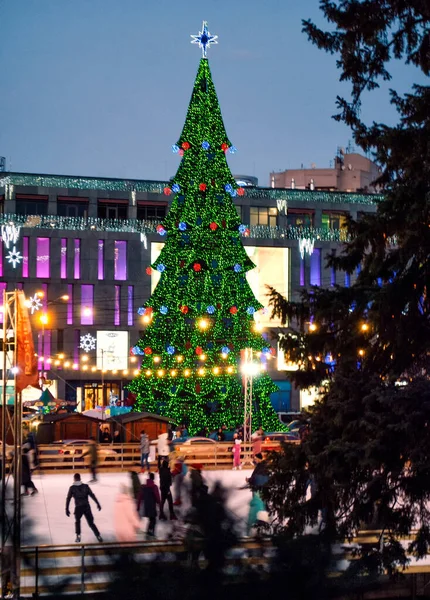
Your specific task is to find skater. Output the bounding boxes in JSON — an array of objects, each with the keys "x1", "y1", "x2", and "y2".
[
  {"x1": 232, "y1": 435, "x2": 242, "y2": 470},
  {"x1": 190, "y1": 463, "x2": 205, "y2": 507},
  {"x1": 129, "y1": 470, "x2": 141, "y2": 503},
  {"x1": 246, "y1": 491, "x2": 267, "y2": 535},
  {"x1": 171, "y1": 453, "x2": 187, "y2": 506},
  {"x1": 23, "y1": 430, "x2": 38, "y2": 471},
  {"x1": 251, "y1": 427, "x2": 264, "y2": 457},
  {"x1": 22, "y1": 447, "x2": 38, "y2": 496},
  {"x1": 157, "y1": 432, "x2": 170, "y2": 470},
  {"x1": 65, "y1": 473, "x2": 103, "y2": 543},
  {"x1": 159, "y1": 459, "x2": 177, "y2": 521},
  {"x1": 137, "y1": 472, "x2": 160, "y2": 537},
  {"x1": 246, "y1": 453, "x2": 269, "y2": 491},
  {"x1": 82, "y1": 437, "x2": 98, "y2": 482},
  {"x1": 113, "y1": 484, "x2": 142, "y2": 543},
  {"x1": 140, "y1": 429, "x2": 150, "y2": 472}
]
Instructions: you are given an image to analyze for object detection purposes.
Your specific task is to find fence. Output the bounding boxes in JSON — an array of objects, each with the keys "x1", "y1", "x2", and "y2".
[{"x1": 36, "y1": 440, "x2": 299, "y2": 473}]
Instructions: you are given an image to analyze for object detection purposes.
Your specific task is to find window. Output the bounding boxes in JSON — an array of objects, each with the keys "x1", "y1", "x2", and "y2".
[
  {"x1": 0, "y1": 243, "x2": 3, "y2": 277},
  {"x1": 137, "y1": 204, "x2": 167, "y2": 221},
  {"x1": 36, "y1": 238, "x2": 50, "y2": 278},
  {"x1": 250, "y1": 206, "x2": 277, "y2": 227},
  {"x1": 310, "y1": 249, "x2": 321, "y2": 286},
  {"x1": 67, "y1": 285, "x2": 73, "y2": 325},
  {"x1": 114, "y1": 241, "x2": 127, "y2": 281},
  {"x1": 98, "y1": 202, "x2": 127, "y2": 220},
  {"x1": 22, "y1": 237, "x2": 29, "y2": 278},
  {"x1": 0, "y1": 283, "x2": 6, "y2": 324},
  {"x1": 81, "y1": 285, "x2": 94, "y2": 326},
  {"x1": 74, "y1": 239, "x2": 81, "y2": 279},
  {"x1": 57, "y1": 200, "x2": 88, "y2": 218},
  {"x1": 300, "y1": 256, "x2": 305, "y2": 286},
  {"x1": 60, "y1": 239, "x2": 67, "y2": 279},
  {"x1": 287, "y1": 212, "x2": 313, "y2": 228},
  {"x1": 98, "y1": 240, "x2": 104, "y2": 280},
  {"x1": 128, "y1": 286, "x2": 133, "y2": 326},
  {"x1": 322, "y1": 212, "x2": 347, "y2": 231},
  {"x1": 114, "y1": 285, "x2": 120, "y2": 326},
  {"x1": 15, "y1": 195, "x2": 48, "y2": 216}
]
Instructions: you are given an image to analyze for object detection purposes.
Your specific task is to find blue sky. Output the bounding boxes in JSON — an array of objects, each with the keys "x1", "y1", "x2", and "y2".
[{"x1": 0, "y1": 0, "x2": 423, "y2": 187}]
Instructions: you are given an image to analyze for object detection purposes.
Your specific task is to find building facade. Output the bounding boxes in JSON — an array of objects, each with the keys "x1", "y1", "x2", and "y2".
[
  {"x1": 0, "y1": 171, "x2": 380, "y2": 414},
  {"x1": 270, "y1": 152, "x2": 381, "y2": 194}
]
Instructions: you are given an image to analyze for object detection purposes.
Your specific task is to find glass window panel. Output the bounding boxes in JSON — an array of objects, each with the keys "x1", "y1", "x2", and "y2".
[
  {"x1": 81, "y1": 285, "x2": 94, "y2": 326},
  {"x1": 114, "y1": 241, "x2": 127, "y2": 281},
  {"x1": 98, "y1": 240, "x2": 104, "y2": 280},
  {"x1": 36, "y1": 238, "x2": 50, "y2": 278},
  {"x1": 67, "y1": 284, "x2": 73, "y2": 325},
  {"x1": 60, "y1": 238, "x2": 67, "y2": 279},
  {"x1": 22, "y1": 237, "x2": 29, "y2": 278},
  {"x1": 114, "y1": 285, "x2": 120, "y2": 326},
  {"x1": 310, "y1": 249, "x2": 321, "y2": 286},
  {"x1": 74, "y1": 239, "x2": 81, "y2": 279},
  {"x1": 268, "y1": 207, "x2": 278, "y2": 216},
  {"x1": 128, "y1": 286, "x2": 133, "y2": 326}
]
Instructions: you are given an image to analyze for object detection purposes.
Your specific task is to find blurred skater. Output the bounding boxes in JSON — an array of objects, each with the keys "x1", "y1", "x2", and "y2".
[
  {"x1": 232, "y1": 435, "x2": 242, "y2": 470},
  {"x1": 159, "y1": 460, "x2": 177, "y2": 521},
  {"x1": 137, "y1": 473, "x2": 160, "y2": 537},
  {"x1": 22, "y1": 447, "x2": 38, "y2": 496},
  {"x1": 114, "y1": 484, "x2": 142, "y2": 542}
]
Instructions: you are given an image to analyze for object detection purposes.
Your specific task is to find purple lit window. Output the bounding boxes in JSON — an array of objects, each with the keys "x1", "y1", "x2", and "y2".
[
  {"x1": 0, "y1": 243, "x2": 3, "y2": 277},
  {"x1": 128, "y1": 286, "x2": 133, "y2": 326},
  {"x1": 44, "y1": 330, "x2": 51, "y2": 364},
  {"x1": 22, "y1": 237, "x2": 29, "y2": 278},
  {"x1": 310, "y1": 249, "x2": 321, "y2": 286},
  {"x1": 114, "y1": 241, "x2": 127, "y2": 281},
  {"x1": 345, "y1": 273, "x2": 351, "y2": 287},
  {"x1": 98, "y1": 240, "x2": 104, "y2": 280},
  {"x1": 36, "y1": 238, "x2": 50, "y2": 278},
  {"x1": 114, "y1": 285, "x2": 120, "y2": 326},
  {"x1": 74, "y1": 330, "x2": 80, "y2": 369},
  {"x1": 67, "y1": 285, "x2": 73, "y2": 325},
  {"x1": 300, "y1": 256, "x2": 305, "y2": 286},
  {"x1": 74, "y1": 239, "x2": 81, "y2": 279},
  {"x1": 0, "y1": 283, "x2": 6, "y2": 324},
  {"x1": 81, "y1": 285, "x2": 94, "y2": 326},
  {"x1": 61, "y1": 238, "x2": 67, "y2": 279}
]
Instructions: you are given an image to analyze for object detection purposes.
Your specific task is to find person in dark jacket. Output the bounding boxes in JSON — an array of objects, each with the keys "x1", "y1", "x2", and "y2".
[
  {"x1": 65, "y1": 473, "x2": 103, "y2": 543},
  {"x1": 22, "y1": 447, "x2": 38, "y2": 496},
  {"x1": 137, "y1": 472, "x2": 160, "y2": 537},
  {"x1": 82, "y1": 438, "x2": 98, "y2": 482},
  {"x1": 100, "y1": 428, "x2": 112, "y2": 444},
  {"x1": 190, "y1": 464, "x2": 206, "y2": 507},
  {"x1": 246, "y1": 453, "x2": 269, "y2": 491},
  {"x1": 159, "y1": 460, "x2": 177, "y2": 520}
]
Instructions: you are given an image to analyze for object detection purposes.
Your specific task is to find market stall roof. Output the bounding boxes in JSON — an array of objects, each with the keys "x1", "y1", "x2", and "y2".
[{"x1": 107, "y1": 411, "x2": 173, "y2": 424}]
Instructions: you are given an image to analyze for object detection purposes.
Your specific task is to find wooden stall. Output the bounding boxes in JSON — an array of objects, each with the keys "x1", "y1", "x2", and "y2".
[
  {"x1": 36, "y1": 413, "x2": 100, "y2": 444},
  {"x1": 108, "y1": 412, "x2": 172, "y2": 443}
]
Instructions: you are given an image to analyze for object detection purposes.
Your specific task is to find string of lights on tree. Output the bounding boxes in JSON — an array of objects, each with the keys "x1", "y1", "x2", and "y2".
[{"x1": 127, "y1": 23, "x2": 281, "y2": 433}]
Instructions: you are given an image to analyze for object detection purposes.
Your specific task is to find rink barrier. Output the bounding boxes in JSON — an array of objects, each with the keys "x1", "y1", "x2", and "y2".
[
  {"x1": 36, "y1": 440, "x2": 299, "y2": 473},
  {"x1": 19, "y1": 536, "x2": 275, "y2": 596},
  {"x1": 19, "y1": 530, "x2": 430, "y2": 597}
]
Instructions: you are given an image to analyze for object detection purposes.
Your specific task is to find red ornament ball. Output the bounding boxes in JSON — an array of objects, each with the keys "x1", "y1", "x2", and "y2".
[
  {"x1": 179, "y1": 260, "x2": 185, "y2": 268},
  {"x1": 144, "y1": 347, "x2": 152, "y2": 355},
  {"x1": 222, "y1": 220, "x2": 226, "y2": 228},
  {"x1": 237, "y1": 187, "x2": 245, "y2": 196},
  {"x1": 209, "y1": 222, "x2": 218, "y2": 231},
  {"x1": 229, "y1": 306, "x2": 238, "y2": 314},
  {"x1": 195, "y1": 383, "x2": 201, "y2": 393},
  {"x1": 182, "y1": 142, "x2": 190, "y2": 150},
  {"x1": 180, "y1": 305, "x2": 189, "y2": 314},
  {"x1": 163, "y1": 187, "x2": 172, "y2": 196},
  {"x1": 216, "y1": 303, "x2": 222, "y2": 309},
  {"x1": 270, "y1": 347, "x2": 276, "y2": 356},
  {"x1": 199, "y1": 183, "x2": 207, "y2": 191},
  {"x1": 245, "y1": 228, "x2": 250, "y2": 237},
  {"x1": 145, "y1": 306, "x2": 153, "y2": 315},
  {"x1": 185, "y1": 341, "x2": 191, "y2": 350},
  {"x1": 221, "y1": 143, "x2": 229, "y2": 151},
  {"x1": 193, "y1": 263, "x2": 202, "y2": 272},
  {"x1": 146, "y1": 267, "x2": 152, "y2": 275},
  {"x1": 195, "y1": 346, "x2": 203, "y2": 355}
]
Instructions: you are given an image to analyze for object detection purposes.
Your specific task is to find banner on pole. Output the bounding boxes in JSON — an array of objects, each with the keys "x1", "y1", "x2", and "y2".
[{"x1": 16, "y1": 290, "x2": 39, "y2": 393}]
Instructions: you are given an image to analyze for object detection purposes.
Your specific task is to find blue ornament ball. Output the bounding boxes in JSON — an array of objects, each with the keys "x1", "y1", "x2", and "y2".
[
  {"x1": 171, "y1": 144, "x2": 179, "y2": 153},
  {"x1": 160, "y1": 306, "x2": 168, "y2": 315},
  {"x1": 239, "y1": 224, "x2": 247, "y2": 234},
  {"x1": 262, "y1": 347, "x2": 270, "y2": 355},
  {"x1": 207, "y1": 305, "x2": 215, "y2": 314},
  {"x1": 196, "y1": 217, "x2": 203, "y2": 225},
  {"x1": 230, "y1": 189, "x2": 237, "y2": 198},
  {"x1": 172, "y1": 183, "x2": 180, "y2": 193},
  {"x1": 221, "y1": 346, "x2": 230, "y2": 354},
  {"x1": 167, "y1": 345, "x2": 175, "y2": 355},
  {"x1": 157, "y1": 264, "x2": 166, "y2": 273},
  {"x1": 229, "y1": 146, "x2": 237, "y2": 154},
  {"x1": 247, "y1": 306, "x2": 256, "y2": 315},
  {"x1": 233, "y1": 263, "x2": 242, "y2": 273},
  {"x1": 131, "y1": 346, "x2": 140, "y2": 355},
  {"x1": 201, "y1": 141, "x2": 210, "y2": 150},
  {"x1": 137, "y1": 307, "x2": 145, "y2": 316},
  {"x1": 224, "y1": 184, "x2": 233, "y2": 193},
  {"x1": 178, "y1": 222, "x2": 187, "y2": 231}
]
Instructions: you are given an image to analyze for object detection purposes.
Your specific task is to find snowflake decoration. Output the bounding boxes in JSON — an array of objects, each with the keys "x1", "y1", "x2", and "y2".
[
  {"x1": 28, "y1": 294, "x2": 42, "y2": 315},
  {"x1": 6, "y1": 246, "x2": 22, "y2": 268},
  {"x1": 80, "y1": 333, "x2": 96, "y2": 353}
]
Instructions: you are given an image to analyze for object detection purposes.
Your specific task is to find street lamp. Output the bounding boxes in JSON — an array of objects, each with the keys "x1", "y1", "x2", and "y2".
[{"x1": 241, "y1": 348, "x2": 262, "y2": 466}]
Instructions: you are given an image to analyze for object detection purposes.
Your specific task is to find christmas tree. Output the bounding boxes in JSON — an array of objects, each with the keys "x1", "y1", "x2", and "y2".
[{"x1": 129, "y1": 23, "x2": 280, "y2": 434}]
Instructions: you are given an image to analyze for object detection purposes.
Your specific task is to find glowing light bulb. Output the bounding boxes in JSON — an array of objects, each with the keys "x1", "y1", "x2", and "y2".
[
  {"x1": 91, "y1": 366, "x2": 97, "y2": 372},
  {"x1": 134, "y1": 369, "x2": 140, "y2": 376},
  {"x1": 358, "y1": 349, "x2": 365, "y2": 356},
  {"x1": 221, "y1": 353, "x2": 228, "y2": 359},
  {"x1": 46, "y1": 358, "x2": 52, "y2": 364},
  {"x1": 64, "y1": 361, "x2": 70, "y2": 368},
  {"x1": 184, "y1": 369, "x2": 191, "y2": 377},
  {"x1": 72, "y1": 363, "x2": 78, "y2": 370},
  {"x1": 227, "y1": 366, "x2": 234, "y2": 374},
  {"x1": 170, "y1": 369, "x2": 177, "y2": 377},
  {"x1": 157, "y1": 369, "x2": 165, "y2": 377},
  {"x1": 199, "y1": 354, "x2": 206, "y2": 361},
  {"x1": 58, "y1": 353, "x2": 65, "y2": 360},
  {"x1": 309, "y1": 323, "x2": 317, "y2": 332},
  {"x1": 130, "y1": 356, "x2": 137, "y2": 363},
  {"x1": 198, "y1": 367, "x2": 205, "y2": 376},
  {"x1": 198, "y1": 318, "x2": 209, "y2": 330},
  {"x1": 213, "y1": 367, "x2": 220, "y2": 375},
  {"x1": 55, "y1": 360, "x2": 60, "y2": 366},
  {"x1": 82, "y1": 365, "x2": 88, "y2": 371},
  {"x1": 123, "y1": 370, "x2": 128, "y2": 375},
  {"x1": 145, "y1": 369, "x2": 152, "y2": 377},
  {"x1": 254, "y1": 322, "x2": 263, "y2": 332},
  {"x1": 143, "y1": 315, "x2": 151, "y2": 323},
  {"x1": 82, "y1": 307, "x2": 92, "y2": 317},
  {"x1": 81, "y1": 355, "x2": 89, "y2": 362},
  {"x1": 153, "y1": 356, "x2": 161, "y2": 363},
  {"x1": 176, "y1": 355, "x2": 184, "y2": 363},
  {"x1": 112, "y1": 369, "x2": 117, "y2": 374},
  {"x1": 361, "y1": 323, "x2": 369, "y2": 332}
]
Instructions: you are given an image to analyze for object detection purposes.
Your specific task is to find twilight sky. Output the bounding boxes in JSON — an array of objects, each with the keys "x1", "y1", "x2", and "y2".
[{"x1": 0, "y1": 0, "x2": 423, "y2": 187}]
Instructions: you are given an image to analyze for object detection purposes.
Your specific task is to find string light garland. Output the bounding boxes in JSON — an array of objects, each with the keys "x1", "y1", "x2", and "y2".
[{"x1": 128, "y1": 47, "x2": 281, "y2": 434}]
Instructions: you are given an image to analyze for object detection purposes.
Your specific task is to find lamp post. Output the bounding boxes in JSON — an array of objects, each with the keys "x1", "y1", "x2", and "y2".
[{"x1": 241, "y1": 348, "x2": 261, "y2": 467}]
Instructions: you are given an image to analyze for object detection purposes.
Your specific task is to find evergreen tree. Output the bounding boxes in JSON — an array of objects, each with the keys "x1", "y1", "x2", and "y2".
[
  {"x1": 265, "y1": 0, "x2": 430, "y2": 573},
  {"x1": 129, "y1": 49, "x2": 280, "y2": 434}
]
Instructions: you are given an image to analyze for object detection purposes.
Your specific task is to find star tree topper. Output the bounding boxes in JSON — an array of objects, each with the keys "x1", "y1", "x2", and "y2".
[{"x1": 191, "y1": 21, "x2": 218, "y2": 58}]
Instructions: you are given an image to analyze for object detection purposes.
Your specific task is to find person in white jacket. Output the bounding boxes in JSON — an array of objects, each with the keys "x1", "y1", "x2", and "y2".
[
  {"x1": 157, "y1": 432, "x2": 170, "y2": 470},
  {"x1": 113, "y1": 484, "x2": 142, "y2": 543}
]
